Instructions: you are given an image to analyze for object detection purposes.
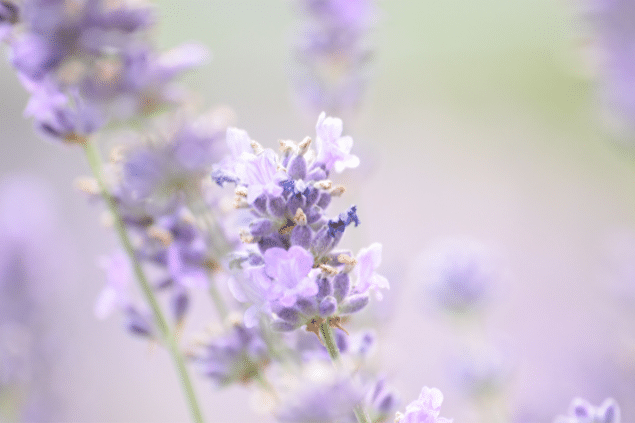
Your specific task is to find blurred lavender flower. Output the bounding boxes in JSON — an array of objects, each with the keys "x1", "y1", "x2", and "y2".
[
  {"x1": 216, "y1": 113, "x2": 388, "y2": 330},
  {"x1": 276, "y1": 377, "x2": 364, "y2": 423},
  {"x1": 451, "y1": 345, "x2": 511, "y2": 397},
  {"x1": 3, "y1": 0, "x2": 208, "y2": 142},
  {"x1": 584, "y1": 0, "x2": 635, "y2": 138},
  {"x1": 395, "y1": 386, "x2": 453, "y2": 423},
  {"x1": 413, "y1": 238, "x2": 501, "y2": 314},
  {"x1": 192, "y1": 320, "x2": 269, "y2": 387},
  {"x1": 0, "y1": 176, "x2": 72, "y2": 421},
  {"x1": 554, "y1": 397, "x2": 620, "y2": 423},
  {"x1": 290, "y1": 0, "x2": 375, "y2": 116},
  {"x1": 82, "y1": 108, "x2": 234, "y2": 325}
]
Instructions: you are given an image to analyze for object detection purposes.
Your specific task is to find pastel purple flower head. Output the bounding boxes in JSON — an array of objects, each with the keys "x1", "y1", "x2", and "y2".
[
  {"x1": 396, "y1": 386, "x2": 453, "y2": 423},
  {"x1": 414, "y1": 238, "x2": 500, "y2": 314},
  {"x1": 194, "y1": 321, "x2": 269, "y2": 387},
  {"x1": 290, "y1": 0, "x2": 375, "y2": 115},
  {"x1": 554, "y1": 397, "x2": 620, "y2": 423},
  {"x1": 7, "y1": 0, "x2": 208, "y2": 141},
  {"x1": 277, "y1": 377, "x2": 365, "y2": 423},
  {"x1": 218, "y1": 113, "x2": 388, "y2": 331}
]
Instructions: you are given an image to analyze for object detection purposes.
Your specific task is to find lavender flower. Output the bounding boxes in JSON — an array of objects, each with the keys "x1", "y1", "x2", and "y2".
[
  {"x1": 586, "y1": 0, "x2": 635, "y2": 137},
  {"x1": 83, "y1": 109, "x2": 233, "y2": 326},
  {"x1": 276, "y1": 377, "x2": 365, "y2": 423},
  {"x1": 413, "y1": 238, "x2": 500, "y2": 314},
  {"x1": 216, "y1": 113, "x2": 387, "y2": 330},
  {"x1": 290, "y1": 0, "x2": 375, "y2": 116},
  {"x1": 0, "y1": 176, "x2": 71, "y2": 421},
  {"x1": 554, "y1": 397, "x2": 620, "y2": 423},
  {"x1": 4, "y1": 0, "x2": 208, "y2": 142},
  {"x1": 395, "y1": 387, "x2": 453, "y2": 423},
  {"x1": 193, "y1": 321, "x2": 269, "y2": 387}
]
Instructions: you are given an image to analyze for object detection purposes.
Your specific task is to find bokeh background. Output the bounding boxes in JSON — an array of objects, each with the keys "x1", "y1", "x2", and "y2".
[{"x1": 2, "y1": 0, "x2": 635, "y2": 422}]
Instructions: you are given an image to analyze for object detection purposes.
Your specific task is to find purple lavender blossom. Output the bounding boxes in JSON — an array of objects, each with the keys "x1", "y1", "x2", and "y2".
[
  {"x1": 554, "y1": 397, "x2": 620, "y2": 423},
  {"x1": 276, "y1": 377, "x2": 365, "y2": 423},
  {"x1": 217, "y1": 113, "x2": 388, "y2": 330},
  {"x1": 413, "y1": 238, "x2": 500, "y2": 314},
  {"x1": 0, "y1": 176, "x2": 72, "y2": 421},
  {"x1": 290, "y1": 0, "x2": 375, "y2": 116},
  {"x1": 193, "y1": 321, "x2": 269, "y2": 387},
  {"x1": 586, "y1": 0, "x2": 635, "y2": 137},
  {"x1": 395, "y1": 386, "x2": 453, "y2": 423},
  {"x1": 5, "y1": 0, "x2": 208, "y2": 142}
]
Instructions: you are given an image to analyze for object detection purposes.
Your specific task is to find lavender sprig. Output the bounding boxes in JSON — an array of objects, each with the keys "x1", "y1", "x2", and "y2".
[{"x1": 84, "y1": 140, "x2": 204, "y2": 423}]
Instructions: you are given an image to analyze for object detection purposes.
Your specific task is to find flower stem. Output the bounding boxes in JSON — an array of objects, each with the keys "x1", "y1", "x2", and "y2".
[
  {"x1": 319, "y1": 321, "x2": 370, "y2": 423},
  {"x1": 83, "y1": 140, "x2": 205, "y2": 423}
]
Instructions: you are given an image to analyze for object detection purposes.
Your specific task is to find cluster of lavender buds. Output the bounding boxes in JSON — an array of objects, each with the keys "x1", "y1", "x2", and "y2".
[
  {"x1": 2, "y1": 0, "x2": 206, "y2": 143},
  {"x1": 82, "y1": 108, "x2": 233, "y2": 333},
  {"x1": 554, "y1": 397, "x2": 620, "y2": 423},
  {"x1": 290, "y1": 0, "x2": 375, "y2": 116},
  {"x1": 213, "y1": 112, "x2": 388, "y2": 333}
]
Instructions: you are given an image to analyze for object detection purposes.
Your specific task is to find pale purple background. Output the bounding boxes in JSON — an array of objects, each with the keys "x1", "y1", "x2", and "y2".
[{"x1": 1, "y1": 1, "x2": 634, "y2": 422}]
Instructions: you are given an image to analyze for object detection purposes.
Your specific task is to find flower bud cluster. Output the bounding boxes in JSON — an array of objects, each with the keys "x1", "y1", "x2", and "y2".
[
  {"x1": 2, "y1": 0, "x2": 207, "y2": 143},
  {"x1": 91, "y1": 110, "x2": 233, "y2": 329},
  {"x1": 192, "y1": 320, "x2": 270, "y2": 387},
  {"x1": 213, "y1": 112, "x2": 388, "y2": 330}
]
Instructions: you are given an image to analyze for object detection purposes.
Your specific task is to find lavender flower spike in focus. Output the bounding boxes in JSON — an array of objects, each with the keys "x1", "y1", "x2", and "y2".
[
  {"x1": 554, "y1": 397, "x2": 620, "y2": 423},
  {"x1": 395, "y1": 387, "x2": 453, "y2": 423},
  {"x1": 215, "y1": 112, "x2": 388, "y2": 332}
]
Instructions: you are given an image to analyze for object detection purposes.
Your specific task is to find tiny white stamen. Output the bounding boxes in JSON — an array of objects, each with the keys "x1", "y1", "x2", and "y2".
[
  {"x1": 293, "y1": 208, "x2": 307, "y2": 226},
  {"x1": 298, "y1": 136, "x2": 312, "y2": 155},
  {"x1": 147, "y1": 225, "x2": 173, "y2": 246},
  {"x1": 279, "y1": 139, "x2": 297, "y2": 154},
  {"x1": 235, "y1": 186, "x2": 248, "y2": 197},
  {"x1": 314, "y1": 180, "x2": 332, "y2": 190},
  {"x1": 319, "y1": 264, "x2": 338, "y2": 276},
  {"x1": 251, "y1": 140, "x2": 264, "y2": 155},
  {"x1": 233, "y1": 196, "x2": 249, "y2": 209},
  {"x1": 330, "y1": 185, "x2": 346, "y2": 197},
  {"x1": 239, "y1": 229, "x2": 255, "y2": 243},
  {"x1": 73, "y1": 176, "x2": 100, "y2": 195}
]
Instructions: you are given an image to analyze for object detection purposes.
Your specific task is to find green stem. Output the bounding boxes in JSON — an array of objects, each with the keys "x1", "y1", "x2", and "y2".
[
  {"x1": 319, "y1": 321, "x2": 371, "y2": 423},
  {"x1": 83, "y1": 141, "x2": 205, "y2": 423},
  {"x1": 209, "y1": 278, "x2": 229, "y2": 321}
]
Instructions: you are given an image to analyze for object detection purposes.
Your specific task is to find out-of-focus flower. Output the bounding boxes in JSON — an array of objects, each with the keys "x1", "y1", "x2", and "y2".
[
  {"x1": 290, "y1": 0, "x2": 375, "y2": 116},
  {"x1": 395, "y1": 386, "x2": 453, "y2": 423},
  {"x1": 192, "y1": 321, "x2": 269, "y2": 387},
  {"x1": 276, "y1": 377, "x2": 364, "y2": 423},
  {"x1": 0, "y1": 176, "x2": 73, "y2": 421},
  {"x1": 4, "y1": 0, "x2": 208, "y2": 142},
  {"x1": 554, "y1": 397, "x2": 620, "y2": 423},
  {"x1": 413, "y1": 238, "x2": 500, "y2": 314}
]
